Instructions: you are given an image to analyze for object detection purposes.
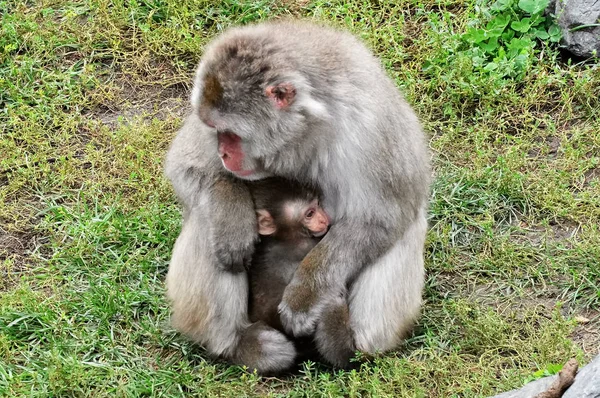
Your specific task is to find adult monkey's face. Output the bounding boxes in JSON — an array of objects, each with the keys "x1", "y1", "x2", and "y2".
[{"x1": 191, "y1": 33, "x2": 328, "y2": 180}]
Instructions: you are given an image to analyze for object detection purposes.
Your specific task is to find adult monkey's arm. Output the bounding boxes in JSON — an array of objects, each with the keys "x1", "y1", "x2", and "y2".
[{"x1": 165, "y1": 113, "x2": 257, "y2": 273}]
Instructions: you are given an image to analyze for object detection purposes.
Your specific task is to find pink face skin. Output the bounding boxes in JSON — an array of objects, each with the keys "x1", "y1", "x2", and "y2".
[
  {"x1": 217, "y1": 132, "x2": 255, "y2": 177},
  {"x1": 302, "y1": 199, "x2": 330, "y2": 237}
]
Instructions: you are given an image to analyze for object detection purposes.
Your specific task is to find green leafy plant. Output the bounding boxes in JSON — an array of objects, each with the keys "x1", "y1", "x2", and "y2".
[
  {"x1": 461, "y1": 0, "x2": 562, "y2": 78},
  {"x1": 524, "y1": 363, "x2": 565, "y2": 383}
]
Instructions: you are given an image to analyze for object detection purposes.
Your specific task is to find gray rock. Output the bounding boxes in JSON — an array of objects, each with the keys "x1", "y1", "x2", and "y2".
[
  {"x1": 489, "y1": 354, "x2": 600, "y2": 398},
  {"x1": 553, "y1": 0, "x2": 600, "y2": 58},
  {"x1": 489, "y1": 375, "x2": 558, "y2": 398},
  {"x1": 546, "y1": 0, "x2": 557, "y2": 16},
  {"x1": 563, "y1": 353, "x2": 600, "y2": 398}
]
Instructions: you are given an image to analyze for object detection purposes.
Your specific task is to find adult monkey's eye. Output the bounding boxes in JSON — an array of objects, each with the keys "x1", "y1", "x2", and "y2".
[{"x1": 305, "y1": 209, "x2": 315, "y2": 219}]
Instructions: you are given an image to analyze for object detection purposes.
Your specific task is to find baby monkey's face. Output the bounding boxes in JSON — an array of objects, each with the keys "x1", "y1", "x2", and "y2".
[
  {"x1": 256, "y1": 198, "x2": 330, "y2": 239},
  {"x1": 292, "y1": 198, "x2": 330, "y2": 238}
]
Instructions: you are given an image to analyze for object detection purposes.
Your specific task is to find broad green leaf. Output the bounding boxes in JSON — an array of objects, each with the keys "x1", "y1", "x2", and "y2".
[
  {"x1": 506, "y1": 37, "x2": 533, "y2": 57},
  {"x1": 491, "y1": 0, "x2": 515, "y2": 11},
  {"x1": 472, "y1": 55, "x2": 486, "y2": 67},
  {"x1": 464, "y1": 27, "x2": 488, "y2": 43},
  {"x1": 513, "y1": 54, "x2": 529, "y2": 72},
  {"x1": 518, "y1": 0, "x2": 549, "y2": 15},
  {"x1": 483, "y1": 62, "x2": 499, "y2": 71},
  {"x1": 507, "y1": 37, "x2": 533, "y2": 52},
  {"x1": 533, "y1": 363, "x2": 565, "y2": 378},
  {"x1": 502, "y1": 29, "x2": 516, "y2": 41},
  {"x1": 487, "y1": 13, "x2": 511, "y2": 37},
  {"x1": 422, "y1": 60, "x2": 434, "y2": 72},
  {"x1": 505, "y1": 53, "x2": 529, "y2": 78},
  {"x1": 511, "y1": 18, "x2": 532, "y2": 33},
  {"x1": 497, "y1": 46, "x2": 507, "y2": 59},
  {"x1": 480, "y1": 37, "x2": 500, "y2": 53},
  {"x1": 529, "y1": 13, "x2": 544, "y2": 26},
  {"x1": 546, "y1": 364, "x2": 564, "y2": 374},
  {"x1": 534, "y1": 29, "x2": 549, "y2": 39},
  {"x1": 548, "y1": 24, "x2": 562, "y2": 42}
]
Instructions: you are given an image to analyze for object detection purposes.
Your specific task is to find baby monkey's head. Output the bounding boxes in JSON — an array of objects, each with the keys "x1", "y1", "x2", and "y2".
[{"x1": 249, "y1": 177, "x2": 330, "y2": 242}]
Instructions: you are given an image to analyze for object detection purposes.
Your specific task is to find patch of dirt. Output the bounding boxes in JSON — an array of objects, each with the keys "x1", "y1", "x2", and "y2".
[
  {"x1": 430, "y1": 272, "x2": 600, "y2": 357},
  {"x1": 468, "y1": 282, "x2": 561, "y2": 314},
  {"x1": 528, "y1": 135, "x2": 562, "y2": 158},
  {"x1": 571, "y1": 310, "x2": 600, "y2": 360},
  {"x1": 547, "y1": 136, "x2": 562, "y2": 157},
  {"x1": 511, "y1": 220, "x2": 580, "y2": 248},
  {"x1": 86, "y1": 59, "x2": 191, "y2": 130},
  {"x1": 0, "y1": 228, "x2": 48, "y2": 291},
  {"x1": 90, "y1": 81, "x2": 190, "y2": 130},
  {"x1": 463, "y1": 282, "x2": 600, "y2": 357},
  {"x1": 583, "y1": 168, "x2": 599, "y2": 187},
  {"x1": 274, "y1": 0, "x2": 312, "y2": 13},
  {"x1": 548, "y1": 220, "x2": 580, "y2": 240},
  {"x1": 0, "y1": 231, "x2": 29, "y2": 259},
  {"x1": 399, "y1": 18, "x2": 426, "y2": 58}
]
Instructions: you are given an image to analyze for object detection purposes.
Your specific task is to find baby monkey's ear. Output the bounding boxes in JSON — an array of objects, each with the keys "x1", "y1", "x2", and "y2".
[{"x1": 256, "y1": 209, "x2": 276, "y2": 236}]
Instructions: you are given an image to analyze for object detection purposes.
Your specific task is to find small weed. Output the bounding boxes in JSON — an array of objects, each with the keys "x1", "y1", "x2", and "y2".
[
  {"x1": 525, "y1": 362, "x2": 565, "y2": 382},
  {"x1": 422, "y1": 0, "x2": 563, "y2": 93},
  {"x1": 463, "y1": 0, "x2": 561, "y2": 78}
]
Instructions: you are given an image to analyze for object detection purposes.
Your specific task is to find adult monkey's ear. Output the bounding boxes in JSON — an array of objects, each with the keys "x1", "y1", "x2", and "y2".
[
  {"x1": 266, "y1": 83, "x2": 296, "y2": 109},
  {"x1": 256, "y1": 209, "x2": 276, "y2": 235}
]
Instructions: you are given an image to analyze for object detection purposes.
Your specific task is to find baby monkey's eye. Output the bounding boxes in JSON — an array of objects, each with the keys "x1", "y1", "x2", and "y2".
[{"x1": 305, "y1": 209, "x2": 315, "y2": 219}]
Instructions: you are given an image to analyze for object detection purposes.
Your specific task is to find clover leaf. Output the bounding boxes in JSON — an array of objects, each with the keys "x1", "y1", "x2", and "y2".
[
  {"x1": 534, "y1": 29, "x2": 550, "y2": 40},
  {"x1": 548, "y1": 24, "x2": 562, "y2": 42},
  {"x1": 518, "y1": 0, "x2": 549, "y2": 15},
  {"x1": 511, "y1": 17, "x2": 532, "y2": 33}
]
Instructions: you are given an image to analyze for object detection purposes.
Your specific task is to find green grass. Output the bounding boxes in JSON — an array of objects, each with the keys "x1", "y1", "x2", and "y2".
[{"x1": 1, "y1": 0, "x2": 599, "y2": 396}]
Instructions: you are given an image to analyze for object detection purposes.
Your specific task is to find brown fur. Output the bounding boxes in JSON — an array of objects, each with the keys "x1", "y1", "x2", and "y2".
[
  {"x1": 315, "y1": 298, "x2": 357, "y2": 367},
  {"x1": 283, "y1": 243, "x2": 329, "y2": 312},
  {"x1": 212, "y1": 176, "x2": 243, "y2": 200},
  {"x1": 298, "y1": 241, "x2": 328, "y2": 275},
  {"x1": 249, "y1": 291, "x2": 284, "y2": 331},
  {"x1": 247, "y1": 177, "x2": 323, "y2": 328},
  {"x1": 247, "y1": 178, "x2": 358, "y2": 366},
  {"x1": 201, "y1": 73, "x2": 224, "y2": 109}
]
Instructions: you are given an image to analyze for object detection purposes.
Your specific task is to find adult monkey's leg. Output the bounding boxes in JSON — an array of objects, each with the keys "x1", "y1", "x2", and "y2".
[{"x1": 348, "y1": 207, "x2": 427, "y2": 354}]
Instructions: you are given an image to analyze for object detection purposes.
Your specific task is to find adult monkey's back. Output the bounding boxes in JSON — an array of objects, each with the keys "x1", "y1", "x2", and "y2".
[{"x1": 164, "y1": 21, "x2": 431, "y2": 373}]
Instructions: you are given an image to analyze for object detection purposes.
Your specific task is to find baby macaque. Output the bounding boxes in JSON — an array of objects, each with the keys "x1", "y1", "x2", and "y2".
[{"x1": 247, "y1": 178, "x2": 329, "y2": 332}]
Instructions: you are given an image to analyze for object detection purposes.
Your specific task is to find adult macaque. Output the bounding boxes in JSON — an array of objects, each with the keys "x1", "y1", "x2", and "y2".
[{"x1": 165, "y1": 21, "x2": 431, "y2": 373}]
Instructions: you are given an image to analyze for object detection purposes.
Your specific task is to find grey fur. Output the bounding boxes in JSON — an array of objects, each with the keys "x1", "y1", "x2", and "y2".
[{"x1": 165, "y1": 21, "x2": 430, "y2": 372}]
